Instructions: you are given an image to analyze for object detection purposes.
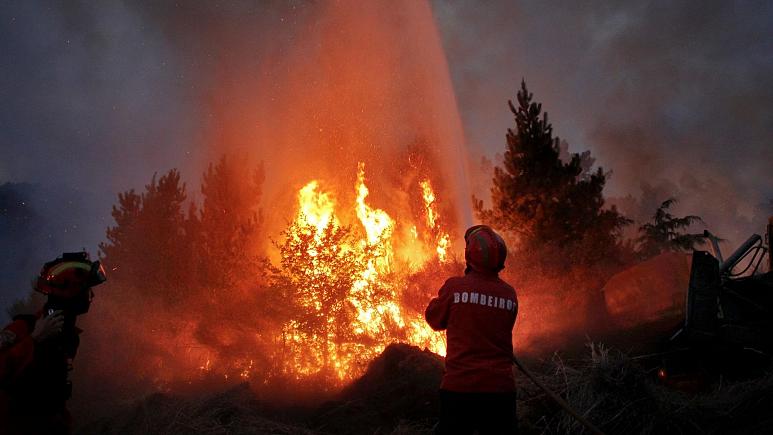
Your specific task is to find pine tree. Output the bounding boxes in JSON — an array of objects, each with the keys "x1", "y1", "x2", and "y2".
[
  {"x1": 474, "y1": 80, "x2": 629, "y2": 266},
  {"x1": 636, "y1": 198, "x2": 705, "y2": 260},
  {"x1": 195, "y1": 155, "x2": 264, "y2": 292},
  {"x1": 100, "y1": 169, "x2": 193, "y2": 303}
]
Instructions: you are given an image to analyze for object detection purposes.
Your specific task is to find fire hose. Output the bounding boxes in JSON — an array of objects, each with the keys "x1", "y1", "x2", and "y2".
[{"x1": 512, "y1": 355, "x2": 606, "y2": 435}]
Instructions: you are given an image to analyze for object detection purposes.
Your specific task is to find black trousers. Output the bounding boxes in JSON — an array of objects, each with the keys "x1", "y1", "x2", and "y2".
[{"x1": 436, "y1": 390, "x2": 517, "y2": 435}]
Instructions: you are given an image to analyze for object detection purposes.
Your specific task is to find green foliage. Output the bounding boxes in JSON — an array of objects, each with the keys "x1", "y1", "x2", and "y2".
[
  {"x1": 474, "y1": 80, "x2": 630, "y2": 270},
  {"x1": 636, "y1": 198, "x2": 705, "y2": 259}
]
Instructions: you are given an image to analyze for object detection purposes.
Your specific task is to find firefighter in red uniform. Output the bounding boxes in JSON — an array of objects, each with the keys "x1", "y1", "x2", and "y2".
[
  {"x1": 426, "y1": 225, "x2": 517, "y2": 434},
  {"x1": 0, "y1": 252, "x2": 106, "y2": 435}
]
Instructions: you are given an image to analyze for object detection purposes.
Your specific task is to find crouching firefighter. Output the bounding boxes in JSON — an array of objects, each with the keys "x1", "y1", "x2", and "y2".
[
  {"x1": 425, "y1": 225, "x2": 518, "y2": 434},
  {"x1": 0, "y1": 252, "x2": 106, "y2": 435}
]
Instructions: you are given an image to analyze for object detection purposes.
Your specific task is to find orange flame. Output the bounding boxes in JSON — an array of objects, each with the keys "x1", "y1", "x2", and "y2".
[
  {"x1": 277, "y1": 163, "x2": 447, "y2": 382},
  {"x1": 297, "y1": 181, "x2": 338, "y2": 238},
  {"x1": 420, "y1": 179, "x2": 451, "y2": 262}
]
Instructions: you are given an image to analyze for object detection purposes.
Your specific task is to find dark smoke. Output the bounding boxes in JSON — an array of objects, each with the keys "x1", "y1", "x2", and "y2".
[
  {"x1": 1, "y1": 1, "x2": 771, "y2": 430},
  {"x1": 0, "y1": 183, "x2": 109, "y2": 323},
  {"x1": 4, "y1": 1, "x2": 770, "y2": 314},
  {"x1": 0, "y1": 0, "x2": 205, "y2": 315},
  {"x1": 432, "y1": 0, "x2": 773, "y2": 248},
  {"x1": 0, "y1": 1, "x2": 203, "y2": 191}
]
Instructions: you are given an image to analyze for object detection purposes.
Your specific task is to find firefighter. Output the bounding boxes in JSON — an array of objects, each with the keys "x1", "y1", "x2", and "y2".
[
  {"x1": 425, "y1": 225, "x2": 518, "y2": 434},
  {"x1": 0, "y1": 252, "x2": 106, "y2": 435}
]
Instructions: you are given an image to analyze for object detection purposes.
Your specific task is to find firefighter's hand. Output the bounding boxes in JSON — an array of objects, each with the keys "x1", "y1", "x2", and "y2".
[{"x1": 31, "y1": 311, "x2": 64, "y2": 342}]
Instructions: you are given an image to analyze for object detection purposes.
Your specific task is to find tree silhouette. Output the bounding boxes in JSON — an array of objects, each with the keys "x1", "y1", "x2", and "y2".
[
  {"x1": 636, "y1": 198, "x2": 705, "y2": 259},
  {"x1": 100, "y1": 169, "x2": 193, "y2": 303},
  {"x1": 194, "y1": 155, "x2": 264, "y2": 292},
  {"x1": 474, "y1": 80, "x2": 629, "y2": 268}
]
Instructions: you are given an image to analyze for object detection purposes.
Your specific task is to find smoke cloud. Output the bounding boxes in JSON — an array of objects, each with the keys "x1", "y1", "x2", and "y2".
[
  {"x1": 0, "y1": 1, "x2": 209, "y2": 318},
  {"x1": 2, "y1": 3, "x2": 771, "y2": 429},
  {"x1": 432, "y1": 0, "x2": 773, "y2": 248},
  {"x1": 2, "y1": 0, "x2": 771, "y2": 312}
]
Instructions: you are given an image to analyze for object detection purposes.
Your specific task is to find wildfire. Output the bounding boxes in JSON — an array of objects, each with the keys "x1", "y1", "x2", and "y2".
[
  {"x1": 356, "y1": 162, "x2": 394, "y2": 248},
  {"x1": 420, "y1": 179, "x2": 451, "y2": 262},
  {"x1": 297, "y1": 181, "x2": 338, "y2": 238},
  {"x1": 421, "y1": 180, "x2": 438, "y2": 228},
  {"x1": 277, "y1": 163, "x2": 449, "y2": 382}
]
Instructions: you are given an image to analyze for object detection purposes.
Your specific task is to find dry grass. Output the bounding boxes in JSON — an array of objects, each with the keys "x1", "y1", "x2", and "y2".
[
  {"x1": 77, "y1": 383, "x2": 317, "y2": 435},
  {"x1": 517, "y1": 343, "x2": 773, "y2": 434},
  {"x1": 78, "y1": 343, "x2": 773, "y2": 435}
]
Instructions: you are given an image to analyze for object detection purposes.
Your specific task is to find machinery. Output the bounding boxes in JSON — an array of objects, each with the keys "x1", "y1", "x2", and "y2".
[
  {"x1": 677, "y1": 220, "x2": 772, "y2": 350},
  {"x1": 664, "y1": 218, "x2": 773, "y2": 380}
]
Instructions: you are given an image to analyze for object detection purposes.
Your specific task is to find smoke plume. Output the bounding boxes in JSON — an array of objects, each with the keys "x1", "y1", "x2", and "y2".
[{"x1": 432, "y1": 0, "x2": 773, "y2": 248}]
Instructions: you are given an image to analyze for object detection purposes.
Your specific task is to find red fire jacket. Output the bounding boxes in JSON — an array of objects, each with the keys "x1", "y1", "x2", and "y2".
[
  {"x1": 425, "y1": 270, "x2": 518, "y2": 392},
  {"x1": 0, "y1": 314, "x2": 74, "y2": 434},
  {"x1": 0, "y1": 317, "x2": 37, "y2": 433},
  {"x1": 0, "y1": 318, "x2": 35, "y2": 383}
]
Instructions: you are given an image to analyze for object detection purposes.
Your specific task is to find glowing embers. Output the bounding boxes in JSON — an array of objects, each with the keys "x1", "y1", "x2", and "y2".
[{"x1": 279, "y1": 163, "x2": 448, "y2": 382}]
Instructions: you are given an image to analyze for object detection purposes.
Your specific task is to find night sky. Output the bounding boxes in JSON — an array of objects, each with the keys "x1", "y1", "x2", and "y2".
[{"x1": 1, "y1": 1, "x2": 772, "y2": 317}]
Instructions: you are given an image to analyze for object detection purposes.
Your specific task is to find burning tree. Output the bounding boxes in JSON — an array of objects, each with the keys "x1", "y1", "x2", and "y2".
[
  {"x1": 264, "y1": 165, "x2": 449, "y2": 384},
  {"x1": 90, "y1": 157, "x2": 450, "y2": 392},
  {"x1": 272, "y1": 218, "x2": 370, "y2": 381}
]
